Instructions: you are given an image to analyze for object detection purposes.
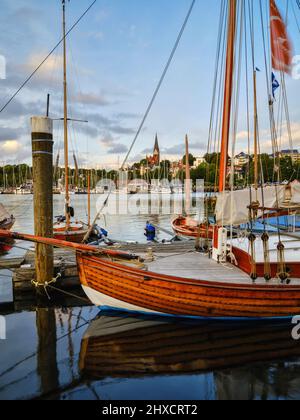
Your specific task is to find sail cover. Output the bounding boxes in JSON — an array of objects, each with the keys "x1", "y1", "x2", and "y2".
[
  {"x1": 0, "y1": 204, "x2": 10, "y2": 224},
  {"x1": 215, "y1": 186, "x2": 286, "y2": 226},
  {"x1": 291, "y1": 181, "x2": 300, "y2": 203}
]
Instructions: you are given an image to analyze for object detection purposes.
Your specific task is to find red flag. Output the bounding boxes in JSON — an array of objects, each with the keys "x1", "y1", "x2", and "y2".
[{"x1": 270, "y1": 0, "x2": 293, "y2": 74}]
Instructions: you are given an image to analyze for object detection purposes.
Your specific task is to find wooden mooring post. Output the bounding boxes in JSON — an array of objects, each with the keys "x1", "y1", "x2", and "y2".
[{"x1": 31, "y1": 116, "x2": 54, "y2": 287}]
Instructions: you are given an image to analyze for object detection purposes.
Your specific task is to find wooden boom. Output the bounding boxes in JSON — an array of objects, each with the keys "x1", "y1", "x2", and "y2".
[{"x1": 0, "y1": 229, "x2": 138, "y2": 261}]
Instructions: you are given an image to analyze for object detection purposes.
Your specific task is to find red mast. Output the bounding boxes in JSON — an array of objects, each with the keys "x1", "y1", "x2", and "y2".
[{"x1": 219, "y1": 0, "x2": 237, "y2": 192}]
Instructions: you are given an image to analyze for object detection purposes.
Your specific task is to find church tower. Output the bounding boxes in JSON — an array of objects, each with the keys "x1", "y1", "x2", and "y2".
[{"x1": 146, "y1": 134, "x2": 160, "y2": 168}]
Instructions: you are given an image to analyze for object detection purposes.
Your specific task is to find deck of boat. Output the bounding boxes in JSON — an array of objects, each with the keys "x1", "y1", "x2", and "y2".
[
  {"x1": 146, "y1": 251, "x2": 300, "y2": 285},
  {"x1": 231, "y1": 234, "x2": 300, "y2": 263}
]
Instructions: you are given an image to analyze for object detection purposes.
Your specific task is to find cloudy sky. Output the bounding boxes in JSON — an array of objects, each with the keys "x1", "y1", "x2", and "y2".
[{"x1": 0, "y1": 0, "x2": 299, "y2": 168}]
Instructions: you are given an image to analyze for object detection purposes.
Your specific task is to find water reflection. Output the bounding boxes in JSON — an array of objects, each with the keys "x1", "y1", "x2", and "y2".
[
  {"x1": 80, "y1": 313, "x2": 300, "y2": 400},
  {"x1": 1, "y1": 308, "x2": 300, "y2": 400},
  {"x1": 36, "y1": 309, "x2": 59, "y2": 397},
  {"x1": 79, "y1": 314, "x2": 300, "y2": 381}
]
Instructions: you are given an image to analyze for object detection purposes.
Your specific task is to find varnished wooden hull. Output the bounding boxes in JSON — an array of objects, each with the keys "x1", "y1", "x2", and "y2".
[
  {"x1": 79, "y1": 314, "x2": 300, "y2": 379},
  {"x1": 172, "y1": 216, "x2": 213, "y2": 239},
  {"x1": 53, "y1": 229, "x2": 88, "y2": 244},
  {"x1": 77, "y1": 252, "x2": 300, "y2": 319},
  {"x1": 1, "y1": 227, "x2": 300, "y2": 319}
]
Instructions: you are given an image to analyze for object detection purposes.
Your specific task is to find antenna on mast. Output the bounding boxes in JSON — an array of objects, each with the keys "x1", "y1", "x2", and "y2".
[{"x1": 46, "y1": 93, "x2": 50, "y2": 117}]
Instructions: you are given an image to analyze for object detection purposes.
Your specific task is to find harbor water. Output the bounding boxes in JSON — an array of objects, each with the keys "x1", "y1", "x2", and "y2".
[{"x1": 0, "y1": 195, "x2": 300, "y2": 400}]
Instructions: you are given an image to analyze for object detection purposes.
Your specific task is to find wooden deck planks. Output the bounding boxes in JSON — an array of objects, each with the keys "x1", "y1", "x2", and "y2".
[{"x1": 147, "y1": 252, "x2": 300, "y2": 285}]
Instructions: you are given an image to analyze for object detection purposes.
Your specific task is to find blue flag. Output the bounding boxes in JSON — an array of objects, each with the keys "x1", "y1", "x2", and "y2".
[{"x1": 272, "y1": 73, "x2": 280, "y2": 98}]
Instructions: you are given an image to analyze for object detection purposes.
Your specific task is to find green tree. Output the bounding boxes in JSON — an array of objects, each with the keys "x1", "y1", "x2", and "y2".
[{"x1": 182, "y1": 153, "x2": 195, "y2": 167}]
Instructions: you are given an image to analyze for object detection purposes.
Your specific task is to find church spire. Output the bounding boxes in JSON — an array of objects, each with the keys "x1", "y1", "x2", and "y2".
[
  {"x1": 154, "y1": 133, "x2": 159, "y2": 153},
  {"x1": 146, "y1": 133, "x2": 160, "y2": 168},
  {"x1": 153, "y1": 133, "x2": 160, "y2": 165}
]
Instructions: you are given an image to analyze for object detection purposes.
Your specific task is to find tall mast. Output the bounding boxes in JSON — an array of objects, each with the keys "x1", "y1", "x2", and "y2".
[
  {"x1": 62, "y1": 0, "x2": 70, "y2": 226},
  {"x1": 219, "y1": 0, "x2": 237, "y2": 192},
  {"x1": 253, "y1": 69, "x2": 259, "y2": 195},
  {"x1": 185, "y1": 134, "x2": 191, "y2": 216}
]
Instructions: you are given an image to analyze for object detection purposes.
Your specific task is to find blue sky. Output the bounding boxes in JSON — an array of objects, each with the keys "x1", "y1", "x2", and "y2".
[{"x1": 0, "y1": 0, "x2": 299, "y2": 168}]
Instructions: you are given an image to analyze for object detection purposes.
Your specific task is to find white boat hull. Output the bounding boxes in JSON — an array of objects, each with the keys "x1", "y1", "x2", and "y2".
[{"x1": 82, "y1": 285, "x2": 163, "y2": 316}]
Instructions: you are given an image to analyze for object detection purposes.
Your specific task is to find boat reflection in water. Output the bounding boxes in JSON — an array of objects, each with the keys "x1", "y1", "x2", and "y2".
[{"x1": 79, "y1": 312, "x2": 300, "y2": 400}]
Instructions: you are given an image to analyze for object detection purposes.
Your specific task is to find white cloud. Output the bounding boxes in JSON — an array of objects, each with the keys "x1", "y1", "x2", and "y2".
[
  {"x1": 23, "y1": 53, "x2": 63, "y2": 84},
  {"x1": 0, "y1": 140, "x2": 23, "y2": 155},
  {"x1": 236, "y1": 131, "x2": 249, "y2": 140},
  {"x1": 75, "y1": 92, "x2": 111, "y2": 107},
  {"x1": 259, "y1": 122, "x2": 300, "y2": 153}
]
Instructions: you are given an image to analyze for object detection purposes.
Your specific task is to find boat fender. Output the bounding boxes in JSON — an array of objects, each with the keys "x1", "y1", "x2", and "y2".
[
  {"x1": 212, "y1": 227, "x2": 227, "y2": 263},
  {"x1": 145, "y1": 222, "x2": 156, "y2": 241},
  {"x1": 100, "y1": 228, "x2": 108, "y2": 237},
  {"x1": 226, "y1": 245, "x2": 238, "y2": 266}
]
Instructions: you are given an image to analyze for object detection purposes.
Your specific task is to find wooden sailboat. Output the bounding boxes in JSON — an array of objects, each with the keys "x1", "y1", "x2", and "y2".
[
  {"x1": 172, "y1": 215, "x2": 213, "y2": 239},
  {"x1": 53, "y1": 0, "x2": 88, "y2": 243},
  {"x1": 2, "y1": 228, "x2": 300, "y2": 319},
  {"x1": 1, "y1": 0, "x2": 300, "y2": 319},
  {"x1": 0, "y1": 204, "x2": 15, "y2": 254}
]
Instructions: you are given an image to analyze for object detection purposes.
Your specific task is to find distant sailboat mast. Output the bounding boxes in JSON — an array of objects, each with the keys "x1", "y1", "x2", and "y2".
[
  {"x1": 62, "y1": 0, "x2": 71, "y2": 228},
  {"x1": 185, "y1": 134, "x2": 191, "y2": 215}
]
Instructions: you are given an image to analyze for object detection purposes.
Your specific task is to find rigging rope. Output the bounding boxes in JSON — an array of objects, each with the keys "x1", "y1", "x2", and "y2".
[
  {"x1": 120, "y1": 0, "x2": 196, "y2": 170},
  {"x1": 85, "y1": 0, "x2": 197, "y2": 240},
  {"x1": 292, "y1": 0, "x2": 300, "y2": 33},
  {"x1": 229, "y1": 0, "x2": 243, "y2": 250},
  {"x1": 0, "y1": 0, "x2": 97, "y2": 115},
  {"x1": 259, "y1": 0, "x2": 292, "y2": 280}
]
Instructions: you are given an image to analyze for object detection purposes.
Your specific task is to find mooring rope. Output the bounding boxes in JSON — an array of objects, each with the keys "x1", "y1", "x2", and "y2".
[{"x1": 46, "y1": 284, "x2": 91, "y2": 304}]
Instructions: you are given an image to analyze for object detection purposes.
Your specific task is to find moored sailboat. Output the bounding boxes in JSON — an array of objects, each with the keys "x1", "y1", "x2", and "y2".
[
  {"x1": 172, "y1": 136, "x2": 214, "y2": 239},
  {"x1": 171, "y1": 215, "x2": 214, "y2": 239},
  {"x1": 2, "y1": 228, "x2": 300, "y2": 319}
]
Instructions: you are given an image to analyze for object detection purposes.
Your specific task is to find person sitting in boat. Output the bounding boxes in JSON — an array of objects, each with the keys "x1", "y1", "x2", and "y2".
[{"x1": 145, "y1": 222, "x2": 156, "y2": 242}]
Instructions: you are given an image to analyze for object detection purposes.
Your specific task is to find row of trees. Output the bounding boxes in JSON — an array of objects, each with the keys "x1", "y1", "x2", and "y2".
[
  {"x1": 1, "y1": 154, "x2": 299, "y2": 189},
  {"x1": 132, "y1": 153, "x2": 300, "y2": 186}
]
